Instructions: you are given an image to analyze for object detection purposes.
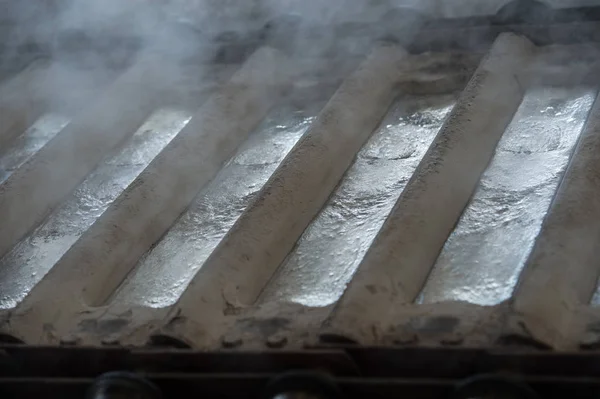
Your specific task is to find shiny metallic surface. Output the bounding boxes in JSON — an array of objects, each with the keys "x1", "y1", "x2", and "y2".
[
  {"x1": 592, "y1": 287, "x2": 600, "y2": 305},
  {"x1": 112, "y1": 101, "x2": 325, "y2": 308},
  {"x1": 0, "y1": 109, "x2": 191, "y2": 309},
  {"x1": 259, "y1": 95, "x2": 456, "y2": 308},
  {"x1": 2, "y1": 24, "x2": 599, "y2": 350},
  {"x1": 589, "y1": 268, "x2": 600, "y2": 303},
  {"x1": 418, "y1": 87, "x2": 595, "y2": 306},
  {"x1": 0, "y1": 113, "x2": 69, "y2": 185}
]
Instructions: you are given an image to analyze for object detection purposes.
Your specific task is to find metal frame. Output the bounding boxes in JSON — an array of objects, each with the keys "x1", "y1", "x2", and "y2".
[{"x1": 2, "y1": 345, "x2": 600, "y2": 398}]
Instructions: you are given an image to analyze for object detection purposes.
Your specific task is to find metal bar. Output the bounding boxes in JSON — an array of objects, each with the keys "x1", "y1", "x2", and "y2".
[
  {"x1": 418, "y1": 86, "x2": 595, "y2": 306},
  {"x1": 258, "y1": 94, "x2": 455, "y2": 308},
  {"x1": 78, "y1": 46, "x2": 290, "y2": 307},
  {"x1": 7, "y1": 47, "x2": 290, "y2": 344},
  {"x1": 0, "y1": 109, "x2": 191, "y2": 310},
  {"x1": 111, "y1": 96, "x2": 328, "y2": 309},
  {"x1": 0, "y1": 60, "x2": 48, "y2": 149},
  {"x1": 5, "y1": 345, "x2": 600, "y2": 378},
  {"x1": 0, "y1": 347, "x2": 357, "y2": 377},
  {"x1": 328, "y1": 33, "x2": 534, "y2": 340},
  {"x1": 0, "y1": 55, "x2": 165, "y2": 260},
  {"x1": 512, "y1": 91, "x2": 600, "y2": 348},
  {"x1": 1, "y1": 375, "x2": 600, "y2": 399},
  {"x1": 161, "y1": 44, "x2": 408, "y2": 347},
  {"x1": 0, "y1": 113, "x2": 70, "y2": 186}
]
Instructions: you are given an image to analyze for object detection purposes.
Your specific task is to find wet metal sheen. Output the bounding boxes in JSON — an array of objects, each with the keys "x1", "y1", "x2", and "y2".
[
  {"x1": 0, "y1": 109, "x2": 190, "y2": 309},
  {"x1": 112, "y1": 101, "x2": 325, "y2": 308},
  {"x1": 0, "y1": 113, "x2": 70, "y2": 185},
  {"x1": 419, "y1": 87, "x2": 595, "y2": 306},
  {"x1": 259, "y1": 95, "x2": 456, "y2": 307}
]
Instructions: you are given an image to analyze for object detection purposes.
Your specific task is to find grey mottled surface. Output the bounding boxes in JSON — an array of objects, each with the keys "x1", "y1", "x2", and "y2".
[
  {"x1": 419, "y1": 87, "x2": 595, "y2": 306},
  {"x1": 0, "y1": 108, "x2": 190, "y2": 309},
  {"x1": 0, "y1": 114, "x2": 69, "y2": 185},
  {"x1": 112, "y1": 100, "x2": 325, "y2": 308},
  {"x1": 259, "y1": 94, "x2": 455, "y2": 307}
]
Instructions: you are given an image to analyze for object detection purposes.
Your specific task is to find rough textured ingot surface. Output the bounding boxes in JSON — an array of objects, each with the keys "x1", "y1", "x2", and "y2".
[
  {"x1": 113, "y1": 100, "x2": 323, "y2": 308},
  {"x1": 259, "y1": 94, "x2": 455, "y2": 307},
  {"x1": 0, "y1": 61, "x2": 48, "y2": 148},
  {"x1": 0, "y1": 113, "x2": 70, "y2": 185},
  {"x1": 419, "y1": 87, "x2": 595, "y2": 306},
  {"x1": 4, "y1": 33, "x2": 598, "y2": 349},
  {"x1": 0, "y1": 109, "x2": 191, "y2": 309},
  {"x1": 0, "y1": 56, "x2": 166, "y2": 260},
  {"x1": 329, "y1": 33, "x2": 534, "y2": 334},
  {"x1": 12, "y1": 46, "x2": 291, "y2": 331},
  {"x1": 511, "y1": 91, "x2": 600, "y2": 347},
  {"x1": 167, "y1": 45, "x2": 408, "y2": 336}
]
